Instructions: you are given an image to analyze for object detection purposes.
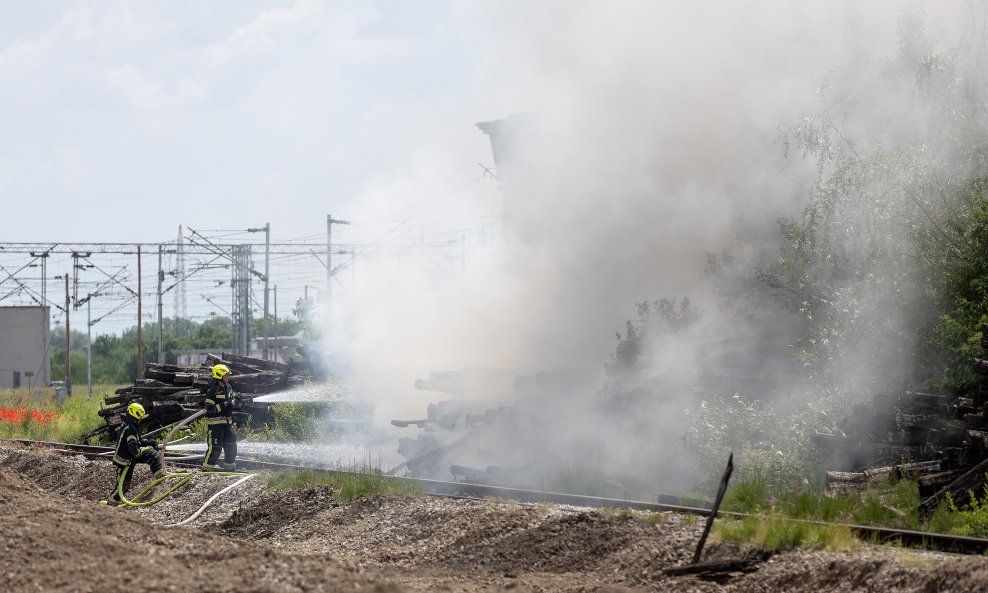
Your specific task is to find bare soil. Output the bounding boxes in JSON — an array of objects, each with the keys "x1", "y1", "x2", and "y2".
[{"x1": 3, "y1": 443, "x2": 988, "y2": 592}]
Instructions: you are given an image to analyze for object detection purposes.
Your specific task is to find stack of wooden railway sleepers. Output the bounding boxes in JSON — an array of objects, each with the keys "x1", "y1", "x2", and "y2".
[
  {"x1": 821, "y1": 324, "x2": 988, "y2": 514},
  {"x1": 82, "y1": 352, "x2": 312, "y2": 444}
]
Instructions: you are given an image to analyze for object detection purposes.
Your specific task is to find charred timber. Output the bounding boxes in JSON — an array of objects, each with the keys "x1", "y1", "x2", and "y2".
[
  {"x1": 205, "y1": 353, "x2": 260, "y2": 375},
  {"x1": 972, "y1": 359, "x2": 988, "y2": 376},
  {"x1": 919, "y1": 469, "x2": 968, "y2": 499},
  {"x1": 825, "y1": 460, "x2": 942, "y2": 485},
  {"x1": 221, "y1": 351, "x2": 289, "y2": 373},
  {"x1": 920, "y1": 455, "x2": 988, "y2": 515},
  {"x1": 95, "y1": 350, "x2": 314, "y2": 436}
]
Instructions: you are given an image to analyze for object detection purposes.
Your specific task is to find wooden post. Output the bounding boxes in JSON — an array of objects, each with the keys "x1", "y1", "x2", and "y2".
[{"x1": 693, "y1": 452, "x2": 734, "y2": 564}]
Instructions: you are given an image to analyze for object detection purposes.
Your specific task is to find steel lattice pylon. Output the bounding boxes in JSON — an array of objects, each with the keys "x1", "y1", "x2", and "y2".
[{"x1": 231, "y1": 245, "x2": 252, "y2": 355}]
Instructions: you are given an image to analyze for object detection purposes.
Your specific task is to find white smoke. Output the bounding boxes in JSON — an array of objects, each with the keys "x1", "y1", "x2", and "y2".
[{"x1": 321, "y1": 1, "x2": 984, "y2": 491}]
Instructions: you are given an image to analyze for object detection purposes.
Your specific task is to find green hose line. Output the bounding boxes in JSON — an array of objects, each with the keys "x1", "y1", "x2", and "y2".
[
  {"x1": 159, "y1": 409, "x2": 207, "y2": 474},
  {"x1": 111, "y1": 469, "x2": 250, "y2": 508},
  {"x1": 115, "y1": 472, "x2": 195, "y2": 507},
  {"x1": 127, "y1": 472, "x2": 191, "y2": 503}
]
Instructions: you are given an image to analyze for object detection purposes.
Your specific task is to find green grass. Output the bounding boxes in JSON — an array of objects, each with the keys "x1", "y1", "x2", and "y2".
[
  {"x1": 0, "y1": 385, "x2": 115, "y2": 443},
  {"x1": 265, "y1": 467, "x2": 423, "y2": 502},
  {"x1": 255, "y1": 402, "x2": 318, "y2": 442},
  {"x1": 714, "y1": 474, "x2": 988, "y2": 550},
  {"x1": 716, "y1": 514, "x2": 861, "y2": 551}
]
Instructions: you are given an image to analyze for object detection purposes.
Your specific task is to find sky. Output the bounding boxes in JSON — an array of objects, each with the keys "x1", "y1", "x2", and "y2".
[
  {"x1": 0, "y1": 0, "x2": 511, "y2": 331},
  {"x1": 0, "y1": 0, "x2": 505, "y2": 243}
]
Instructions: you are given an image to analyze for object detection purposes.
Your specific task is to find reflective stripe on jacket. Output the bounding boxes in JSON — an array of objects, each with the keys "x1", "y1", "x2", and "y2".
[
  {"x1": 113, "y1": 417, "x2": 151, "y2": 465},
  {"x1": 204, "y1": 377, "x2": 232, "y2": 424}
]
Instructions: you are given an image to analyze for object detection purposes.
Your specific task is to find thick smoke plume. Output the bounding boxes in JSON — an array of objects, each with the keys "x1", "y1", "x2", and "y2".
[{"x1": 324, "y1": 1, "x2": 988, "y2": 492}]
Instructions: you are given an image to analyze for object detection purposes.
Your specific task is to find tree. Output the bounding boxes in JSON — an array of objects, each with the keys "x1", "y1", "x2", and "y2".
[
  {"x1": 292, "y1": 297, "x2": 321, "y2": 343},
  {"x1": 51, "y1": 316, "x2": 240, "y2": 384},
  {"x1": 611, "y1": 298, "x2": 701, "y2": 375}
]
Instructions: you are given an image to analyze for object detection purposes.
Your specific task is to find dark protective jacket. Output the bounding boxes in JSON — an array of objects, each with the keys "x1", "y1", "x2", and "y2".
[
  {"x1": 111, "y1": 416, "x2": 156, "y2": 466},
  {"x1": 204, "y1": 377, "x2": 234, "y2": 425}
]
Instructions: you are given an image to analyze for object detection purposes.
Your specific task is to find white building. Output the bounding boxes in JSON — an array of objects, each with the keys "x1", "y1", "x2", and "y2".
[
  {"x1": 251, "y1": 332, "x2": 304, "y2": 363},
  {"x1": 174, "y1": 349, "x2": 214, "y2": 367},
  {"x1": 0, "y1": 306, "x2": 50, "y2": 388}
]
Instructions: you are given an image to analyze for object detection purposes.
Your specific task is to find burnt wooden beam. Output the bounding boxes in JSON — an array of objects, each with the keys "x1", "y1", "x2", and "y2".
[
  {"x1": 664, "y1": 558, "x2": 764, "y2": 579},
  {"x1": 205, "y1": 353, "x2": 261, "y2": 376},
  {"x1": 920, "y1": 455, "x2": 988, "y2": 515},
  {"x1": 221, "y1": 351, "x2": 289, "y2": 373}
]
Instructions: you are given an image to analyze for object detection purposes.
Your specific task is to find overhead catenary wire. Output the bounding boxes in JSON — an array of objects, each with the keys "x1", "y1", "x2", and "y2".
[{"x1": 0, "y1": 190, "x2": 494, "y2": 334}]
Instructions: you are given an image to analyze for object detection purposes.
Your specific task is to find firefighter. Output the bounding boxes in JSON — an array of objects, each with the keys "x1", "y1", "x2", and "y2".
[
  {"x1": 102, "y1": 402, "x2": 162, "y2": 505},
  {"x1": 203, "y1": 363, "x2": 239, "y2": 471}
]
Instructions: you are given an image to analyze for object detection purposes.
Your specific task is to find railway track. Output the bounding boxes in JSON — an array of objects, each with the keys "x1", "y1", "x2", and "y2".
[{"x1": 5, "y1": 438, "x2": 988, "y2": 555}]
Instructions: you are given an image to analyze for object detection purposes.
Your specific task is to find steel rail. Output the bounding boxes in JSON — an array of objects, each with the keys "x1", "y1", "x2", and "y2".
[{"x1": 5, "y1": 438, "x2": 988, "y2": 554}]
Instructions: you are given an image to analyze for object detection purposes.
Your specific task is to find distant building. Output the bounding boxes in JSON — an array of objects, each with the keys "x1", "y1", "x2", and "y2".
[
  {"x1": 250, "y1": 332, "x2": 304, "y2": 363},
  {"x1": 174, "y1": 349, "x2": 213, "y2": 367},
  {"x1": 0, "y1": 306, "x2": 50, "y2": 388}
]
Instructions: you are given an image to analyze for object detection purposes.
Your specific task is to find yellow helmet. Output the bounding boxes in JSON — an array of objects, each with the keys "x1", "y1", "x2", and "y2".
[
  {"x1": 212, "y1": 364, "x2": 231, "y2": 380},
  {"x1": 127, "y1": 402, "x2": 146, "y2": 420}
]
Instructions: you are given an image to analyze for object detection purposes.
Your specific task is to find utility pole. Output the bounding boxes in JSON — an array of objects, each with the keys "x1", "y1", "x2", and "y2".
[
  {"x1": 31, "y1": 250, "x2": 50, "y2": 389},
  {"x1": 326, "y1": 214, "x2": 350, "y2": 321},
  {"x1": 174, "y1": 225, "x2": 187, "y2": 321},
  {"x1": 262, "y1": 223, "x2": 270, "y2": 360},
  {"x1": 264, "y1": 223, "x2": 269, "y2": 359},
  {"x1": 247, "y1": 223, "x2": 271, "y2": 359},
  {"x1": 157, "y1": 244, "x2": 164, "y2": 364},
  {"x1": 30, "y1": 250, "x2": 49, "y2": 304},
  {"x1": 70, "y1": 251, "x2": 92, "y2": 307},
  {"x1": 273, "y1": 285, "x2": 278, "y2": 362},
  {"x1": 136, "y1": 246, "x2": 143, "y2": 381},
  {"x1": 63, "y1": 275, "x2": 71, "y2": 396},
  {"x1": 87, "y1": 298, "x2": 92, "y2": 396}
]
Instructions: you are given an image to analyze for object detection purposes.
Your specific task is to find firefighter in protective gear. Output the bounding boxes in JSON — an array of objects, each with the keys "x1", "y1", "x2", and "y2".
[
  {"x1": 203, "y1": 363, "x2": 238, "y2": 471},
  {"x1": 103, "y1": 402, "x2": 162, "y2": 505}
]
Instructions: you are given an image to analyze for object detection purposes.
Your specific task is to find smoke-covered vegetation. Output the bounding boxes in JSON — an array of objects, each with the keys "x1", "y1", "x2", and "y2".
[
  {"x1": 708, "y1": 18, "x2": 988, "y2": 393},
  {"x1": 609, "y1": 10, "x2": 988, "y2": 494}
]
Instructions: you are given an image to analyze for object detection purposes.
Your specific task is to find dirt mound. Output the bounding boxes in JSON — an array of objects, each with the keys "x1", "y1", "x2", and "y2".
[
  {"x1": 222, "y1": 484, "x2": 340, "y2": 539},
  {"x1": 0, "y1": 464, "x2": 404, "y2": 593},
  {"x1": 434, "y1": 511, "x2": 652, "y2": 572},
  {"x1": 12, "y1": 443, "x2": 988, "y2": 592},
  {"x1": 0, "y1": 445, "x2": 117, "y2": 500}
]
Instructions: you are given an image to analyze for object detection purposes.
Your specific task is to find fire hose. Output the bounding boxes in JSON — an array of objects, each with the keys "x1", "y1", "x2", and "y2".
[
  {"x1": 165, "y1": 472, "x2": 257, "y2": 527},
  {"x1": 108, "y1": 408, "x2": 255, "y2": 513}
]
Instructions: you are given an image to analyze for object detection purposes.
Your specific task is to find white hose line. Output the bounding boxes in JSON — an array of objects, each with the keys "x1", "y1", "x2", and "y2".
[{"x1": 165, "y1": 473, "x2": 257, "y2": 528}]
